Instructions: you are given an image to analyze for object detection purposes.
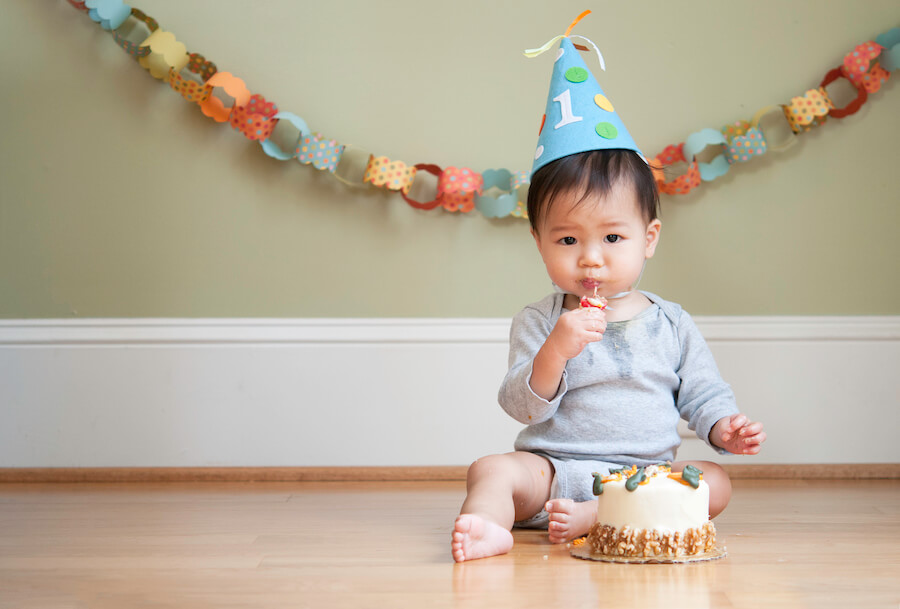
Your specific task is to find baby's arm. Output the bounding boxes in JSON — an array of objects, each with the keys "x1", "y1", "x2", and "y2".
[
  {"x1": 530, "y1": 307, "x2": 606, "y2": 400},
  {"x1": 710, "y1": 414, "x2": 766, "y2": 455}
]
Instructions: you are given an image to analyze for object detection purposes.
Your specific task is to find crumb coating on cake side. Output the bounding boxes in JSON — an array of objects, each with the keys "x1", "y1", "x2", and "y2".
[{"x1": 587, "y1": 521, "x2": 717, "y2": 558}]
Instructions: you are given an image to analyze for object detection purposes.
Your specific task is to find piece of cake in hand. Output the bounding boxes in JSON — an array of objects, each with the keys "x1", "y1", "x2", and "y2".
[
  {"x1": 579, "y1": 293, "x2": 608, "y2": 310},
  {"x1": 582, "y1": 464, "x2": 721, "y2": 561}
]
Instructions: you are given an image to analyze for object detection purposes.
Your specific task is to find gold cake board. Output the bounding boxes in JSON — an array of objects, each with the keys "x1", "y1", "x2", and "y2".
[{"x1": 570, "y1": 541, "x2": 727, "y2": 564}]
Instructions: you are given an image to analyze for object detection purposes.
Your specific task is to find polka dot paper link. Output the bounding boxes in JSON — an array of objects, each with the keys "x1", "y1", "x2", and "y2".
[
  {"x1": 438, "y1": 167, "x2": 484, "y2": 213},
  {"x1": 230, "y1": 94, "x2": 278, "y2": 141},
  {"x1": 363, "y1": 156, "x2": 417, "y2": 194},
  {"x1": 112, "y1": 8, "x2": 158, "y2": 58},
  {"x1": 783, "y1": 88, "x2": 832, "y2": 133},
  {"x1": 296, "y1": 133, "x2": 344, "y2": 173},
  {"x1": 722, "y1": 122, "x2": 767, "y2": 164},
  {"x1": 168, "y1": 53, "x2": 218, "y2": 103},
  {"x1": 652, "y1": 144, "x2": 701, "y2": 196},
  {"x1": 65, "y1": 2, "x2": 899, "y2": 216}
]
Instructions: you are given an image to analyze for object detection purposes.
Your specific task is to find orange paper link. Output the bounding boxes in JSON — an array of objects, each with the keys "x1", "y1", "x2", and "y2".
[
  {"x1": 363, "y1": 156, "x2": 417, "y2": 193},
  {"x1": 229, "y1": 94, "x2": 278, "y2": 141},
  {"x1": 842, "y1": 42, "x2": 883, "y2": 83},
  {"x1": 438, "y1": 167, "x2": 484, "y2": 213},
  {"x1": 652, "y1": 144, "x2": 701, "y2": 196},
  {"x1": 199, "y1": 72, "x2": 252, "y2": 123}
]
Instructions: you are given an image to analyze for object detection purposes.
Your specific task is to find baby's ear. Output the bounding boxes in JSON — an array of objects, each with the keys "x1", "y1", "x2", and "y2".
[{"x1": 644, "y1": 219, "x2": 662, "y2": 258}]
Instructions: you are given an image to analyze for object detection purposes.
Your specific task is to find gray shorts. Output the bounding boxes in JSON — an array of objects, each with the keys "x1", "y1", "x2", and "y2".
[{"x1": 514, "y1": 454, "x2": 622, "y2": 529}]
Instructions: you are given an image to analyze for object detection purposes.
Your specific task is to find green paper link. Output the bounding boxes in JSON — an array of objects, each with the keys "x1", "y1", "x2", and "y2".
[
  {"x1": 475, "y1": 168, "x2": 518, "y2": 218},
  {"x1": 684, "y1": 128, "x2": 730, "y2": 182},
  {"x1": 876, "y1": 28, "x2": 900, "y2": 72}
]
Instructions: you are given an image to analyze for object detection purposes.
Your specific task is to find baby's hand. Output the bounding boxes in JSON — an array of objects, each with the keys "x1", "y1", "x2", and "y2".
[
  {"x1": 545, "y1": 307, "x2": 606, "y2": 362},
  {"x1": 711, "y1": 414, "x2": 766, "y2": 455}
]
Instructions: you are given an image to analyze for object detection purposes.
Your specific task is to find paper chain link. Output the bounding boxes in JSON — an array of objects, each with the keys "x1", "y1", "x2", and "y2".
[{"x1": 67, "y1": 1, "x2": 899, "y2": 217}]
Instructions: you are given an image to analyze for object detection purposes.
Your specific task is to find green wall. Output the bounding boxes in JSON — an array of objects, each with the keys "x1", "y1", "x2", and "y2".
[{"x1": 2, "y1": 1, "x2": 898, "y2": 318}]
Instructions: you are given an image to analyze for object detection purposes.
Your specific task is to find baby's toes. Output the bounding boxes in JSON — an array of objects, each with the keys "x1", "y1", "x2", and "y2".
[{"x1": 546, "y1": 498, "x2": 576, "y2": 518}]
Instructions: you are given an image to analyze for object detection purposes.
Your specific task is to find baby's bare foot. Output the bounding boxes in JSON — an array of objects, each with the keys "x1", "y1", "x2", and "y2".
[
  {"x1": 451, "y1": 514, "x2": 514, "y2": 562},
  {"x1": 546, "y1": 498, "x2": 598, "y2": 544}
]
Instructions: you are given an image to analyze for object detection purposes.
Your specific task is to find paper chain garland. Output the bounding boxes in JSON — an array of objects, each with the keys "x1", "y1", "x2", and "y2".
[{"x1": 68, "y1": 0, "x2": 899, "y2": 219}]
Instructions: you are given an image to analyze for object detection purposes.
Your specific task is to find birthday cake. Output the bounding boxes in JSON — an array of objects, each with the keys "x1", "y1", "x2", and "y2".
[{"x1": 578, "y1": 464, "x2": 721, "y2": 561}]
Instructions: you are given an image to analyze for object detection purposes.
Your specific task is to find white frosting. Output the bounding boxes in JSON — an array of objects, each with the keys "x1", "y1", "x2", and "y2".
[{"x1": 596, "y1": 468, "x2": 710, "y2": 534}]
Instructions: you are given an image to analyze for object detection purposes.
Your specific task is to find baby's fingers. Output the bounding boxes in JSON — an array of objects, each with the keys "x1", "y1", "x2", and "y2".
[
  {"x1": 739, "y1": 430, "x2": 767, "y2": 454},
  {"x1": 737, "y1": 421, "x2": 764, "y2": 437}
]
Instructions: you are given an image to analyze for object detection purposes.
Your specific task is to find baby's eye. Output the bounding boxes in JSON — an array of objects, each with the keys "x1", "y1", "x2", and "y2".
[
  {"x1": 560, "y1": 236, "x2": 577, "y2": 245},
  {"x1": 605, "y1": 235, "x2": 621, "y2": 243}
]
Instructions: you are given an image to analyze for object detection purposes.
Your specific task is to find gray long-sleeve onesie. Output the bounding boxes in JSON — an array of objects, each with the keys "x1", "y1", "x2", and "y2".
[{"x1": 498, "y1": 291, "x2": 738, "y2": 466}]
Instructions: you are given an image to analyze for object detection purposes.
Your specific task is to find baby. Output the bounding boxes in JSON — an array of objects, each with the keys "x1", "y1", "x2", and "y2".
[{"x1": 451, "y1": 149, "x2": 766, "y2": 562}]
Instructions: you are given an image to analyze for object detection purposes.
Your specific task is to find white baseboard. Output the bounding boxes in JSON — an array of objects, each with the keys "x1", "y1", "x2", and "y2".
[{"x1": 1, "y1": 317, "x2": 899, "y2": 467}]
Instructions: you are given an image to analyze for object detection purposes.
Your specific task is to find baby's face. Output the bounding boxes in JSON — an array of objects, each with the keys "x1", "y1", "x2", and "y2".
[{"x1": 531, "y1": 182, "x2": 660, "y2": 301}]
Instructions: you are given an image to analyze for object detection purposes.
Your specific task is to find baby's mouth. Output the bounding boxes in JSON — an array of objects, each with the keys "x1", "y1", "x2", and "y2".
[{"x1": 581, "y1": 278, "x2": 601, "y2": 292}]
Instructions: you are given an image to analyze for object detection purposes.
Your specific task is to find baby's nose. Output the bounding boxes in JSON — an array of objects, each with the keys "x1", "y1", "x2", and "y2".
[{"x1": 580, "y1": 245, "x2": 604, "y2": 266}]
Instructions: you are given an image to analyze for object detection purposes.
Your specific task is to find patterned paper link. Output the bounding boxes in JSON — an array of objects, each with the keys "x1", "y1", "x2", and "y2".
[
  {"x1": 475, "y1": 169, "x2": 518, "y2": 218},
  {"x1": 199, "y1": 72, "x2": 251, "y2": 123},
  {"x1": 229, "y1": 94, "x2": 278, "y2": 141},
  {"x1": 296, "y1": 133, "x2": 344, "y2": 173},
  {"x1": 721, "y1": 120, "x2": 767, "y2": 164},
  {"x1": 857, "y1": 62, "x2": 891, "y2": 93},
  {"x1": 510, "y1": 171, "x2": 530, "y2": 219},
  {"x1": 138, "y1": 30, "x2": 188, "y2": 80},
  {"x1": 750, "y1": 105, "x2": 798, "y2": 153},
  {"x1": 400, "y1": 164, "x2": 445, "y2": 210},
  {"x1": 842, "y1": 42, "x2": 888, "y2": 93},
  {"x1": 260, "y1": 112, "x2": 310, "y2": 161},
  {"x1": 782, "y1": 88, "x2": 832, "y2": 133},
  {"x1": 168, "y1": 53, "x2": 218, "y2": 104},
  {"x1": 651, "y1": 143, "x2": 701, "y2": 196},
  {"x1": 876, "y1": 28, "x2": 900, "y2": 72},
  {"x1": 86, "y1": 0, "x2": 130, "y2": 30},
  {"x1": 363, "y1": 156, "x2": 417, "y2": 194},
  {"x1": 112, "y1": 9, "x2": 159, "y2": 58},
  {"x1": 843, "y1": 42, "x2": 882, "y2": 77},
  {"x1": 819, "y1": 68, "x2": 868, "y2": 119},
  {"x1": 683, "y1": 128, "x2": 730, "y2": 182},
  {"x1": 438, "y1": 167, "x2": 484, "y2": 213}
]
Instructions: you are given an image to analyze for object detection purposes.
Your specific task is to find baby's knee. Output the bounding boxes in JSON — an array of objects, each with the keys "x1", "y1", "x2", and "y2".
[{"x1": 466, "y1": 454, "x2": 512, "y2": 484}]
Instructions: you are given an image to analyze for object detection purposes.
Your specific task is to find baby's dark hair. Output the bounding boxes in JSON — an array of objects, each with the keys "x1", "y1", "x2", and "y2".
[{"x1": 527, "y1": 149, "x2": 660, "y2": 232}]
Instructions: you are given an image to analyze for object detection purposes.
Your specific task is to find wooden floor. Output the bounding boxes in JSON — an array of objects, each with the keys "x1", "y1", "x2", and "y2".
[{"x1": 0, "y1": 479, "x2": 898, "y2": 609}]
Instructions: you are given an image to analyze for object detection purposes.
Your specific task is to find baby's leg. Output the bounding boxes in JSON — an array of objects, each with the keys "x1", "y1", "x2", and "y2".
[
  {"x1": 452, "y1": 452, "x2": 554, "y2": 562},
  {"x1": 545, "y1": 498, "x2": 598, "y2": 543},
  {"x1": 671, "y1": 460, "x2": 732, "y2": 517}
]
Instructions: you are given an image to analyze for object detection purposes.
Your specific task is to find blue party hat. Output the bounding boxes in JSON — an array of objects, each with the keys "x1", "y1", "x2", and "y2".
[{"x1": 529, "y1": 12, "x2": 643, "y2": 176}]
